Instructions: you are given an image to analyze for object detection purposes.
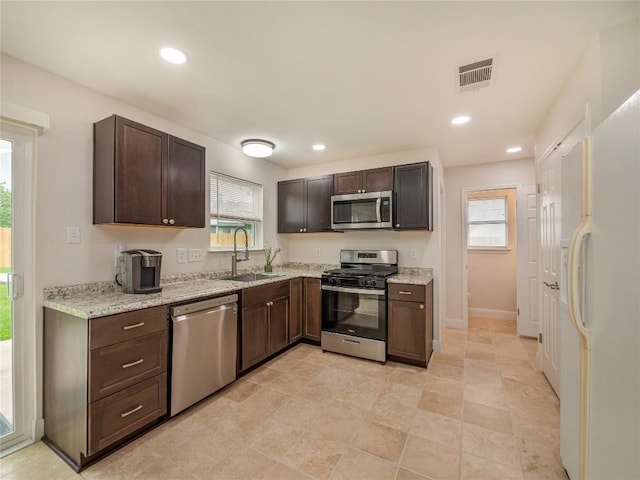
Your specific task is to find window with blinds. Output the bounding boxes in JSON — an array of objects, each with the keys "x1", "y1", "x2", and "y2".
[
  {"x1": 210, "y1": 172, "x2": 263, "y2": 249},
  {"x1": 467, "y1": 196, "x2": 508, "y2": 248}
]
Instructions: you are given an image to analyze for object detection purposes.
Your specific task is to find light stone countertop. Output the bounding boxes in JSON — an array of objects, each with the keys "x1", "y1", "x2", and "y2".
[{"x1": 43, "y1": 264, "x2": 433, "y2": 319}]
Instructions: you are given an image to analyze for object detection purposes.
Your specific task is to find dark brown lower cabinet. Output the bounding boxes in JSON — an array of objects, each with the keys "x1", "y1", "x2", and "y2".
[
  {"x1": 240, "y1": 280, "x2": 290, "y2": 371},
  {"x1": 289, "y1": 278, "x2": 303, "y2": 343},
  {"x1": 303, "y1": 277, "x2": 322, "y2": 341},
  {"x1": 387, "y1": 282, "x2": 433, "y2": 366},
  {"x1": 44, "y1": 306, "x2": 168, "y2": 469}
]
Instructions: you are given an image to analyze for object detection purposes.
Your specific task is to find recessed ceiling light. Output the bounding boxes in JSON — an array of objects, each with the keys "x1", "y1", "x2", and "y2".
[
  {"x1": 312, "y1": 144, "x2": 326, "y2": 151},
  {"x1": 241, "y1": 139, "x2": 275, "y2": 158},
  {"x1": 506, "y1": 146, "x2": 523, "y2": 153},
  {"x1": 160, "y1": 47, "x2": 188, "y2": 65},
  {"x1": 451, "y1": 115, "x2": 471, "y2": 125}
]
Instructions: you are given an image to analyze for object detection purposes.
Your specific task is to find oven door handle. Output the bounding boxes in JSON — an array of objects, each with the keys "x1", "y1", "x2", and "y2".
[{"x1": 321, "y1": 285, "x2": 386, "y2": 296}]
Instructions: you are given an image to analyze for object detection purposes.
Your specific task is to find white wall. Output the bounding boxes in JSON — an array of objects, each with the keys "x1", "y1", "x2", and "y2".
[
  {"x1": 288, "y1": 147, "x2": 446, "y2": 348},
  {"x1": 444, "y1": 158, "x2": 536, "y2": 327}
]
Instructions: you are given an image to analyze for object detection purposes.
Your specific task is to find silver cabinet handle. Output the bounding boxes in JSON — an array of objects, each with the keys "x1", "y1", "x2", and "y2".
[
  {"x1": 395, "y1": 224, "x2": 400, "y2": 228},
  {"x1": 122, "y1": 358, "x2": 144, "y2": 369},
  {"x1": 162, "y1": 218, "x2": 169, "y2": 224},
  {"x1": 420, "y1": 304, "x2": 424, "y2": 309},
  {"x1": 398, "y1": 291, "x2": 412, "y2": 295},
  {"x1": 121, "y1": 404, "x2": 143, "y2": 418},
  {"x1": 122, "y1": 322, "x2": 145, "y2": 331},
  {"x1": 169, "y1": 219, "x2": 175, "y2": 225},
  {"x1": 299, "y1": 228, "x2": 303, "y2": 232}
]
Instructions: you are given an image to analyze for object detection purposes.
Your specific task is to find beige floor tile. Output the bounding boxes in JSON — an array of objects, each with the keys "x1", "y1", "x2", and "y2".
[
  {"x1": 464, "y1": 383, "x2": 509, "y2": 410},
  {"x1": 245, "y1": 366, "x2": 284, "y2": 385},
  {"x1": 268, "y1": 371, "x2": 313, "y2": 395},
  {"x1": 387, "y1": 369, "x2": 427, "y2": 389},
  {"x1": 367, "y1": 393, "x2": 418, "y2": 432},
  {"x1": 350, "y1": 420, "x2": 407, "y2": 462},
  {"x1": 465, "y1": 349, "x2": 496, "y2": 363},
  {"x1": 464, "y1": 342, "x2": 496, "y2": 356},
  {"x1": 427, "y1": 362, "x2": 465, "y2": 382},
  {"x1": 206, "y1": 446, "x2": 278, "y2": 480},
  {"x1": 461, "y1": 452, "x2": 524, "y2": 480},
  {"x1": 395, "y1": 468, "x2": 431, "y2": 480},
  {"x1": 289, "y1": 360, "x2": 326, "y2": 378},
  {"x1": 0, "y1": 442, "x2": 54, "y2": 477},
  {"x1": 463, "y1": 400, "x2": 513, "y2": 434},
  {"x1": 82, "y1": 440, "x2": 163, "y2": 480},
  {"x1": 166, "y1": 428, "x2": 240, "y2": 479},
  {"x1": 429, "y1": 353, "x2": 465, "y2": 368},
  {"x1": 466, "y1": 333, "x2": 493, "y2": 345},
  {"x1": 281, "y1": 430, "x2": 346, "y2": 480},
  {"x1": 250, "y1": 419, "x2": 307, "y2": 460},
  {"x1": 520, "y1": 438, "x2": 568, "y2": 479},
  {"x1": 503, "y1": 377, "x2": 559, "y2": 404},
  {"x1": 411, "y1": 409, "x2": 462, "y2": 446},
  {"x1": 417, "y1": 389, "x2": 463, "y2": 420},
  {"x1": 272, "y1": 396, "x2": 324, "y2": 428},
  {"x1": 0, "y1": 443, "x2": 81, "y2": 480},
  {"x1": 134, "y1": 457, "x2": 197, "y2": 480},
  {"x1": 267, "y1": 354, "x2": 305, "y2": 372},
  {"x1": 304, "y1": 403, "x2": 364, "y2": 444},
  {"x1": 330, "y1": 448, "x2": 397, "y2": 480},
  {"x1": 241, "y1": 386, "x2": 291, "y2": 415},
  {"x1": 378, "y1": 381, "x2": 422, "y2": 409},
  {"x1": 401, "y1": 434, "x2": 461, "y2": 480},
  {"x1": 464, "y1": 365, "x2": 503, "y2": 390},
  {"x1": 423, "y1": 373, "x2": 465, "y2": 397},
  {"x1": 267, "y1": 462, "x2": 315, "y2": 480},
  {"x1": 462, "y1": 423, "x2": 521, "y2": 470},
  {"x1": 223, "y1": 379, "x2": 263, "y2": 402}
]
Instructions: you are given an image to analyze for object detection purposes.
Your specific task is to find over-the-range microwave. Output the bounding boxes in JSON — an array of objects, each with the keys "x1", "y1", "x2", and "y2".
[{"x1": 331, "y1": 190, "x2": 393, "y2": 230}]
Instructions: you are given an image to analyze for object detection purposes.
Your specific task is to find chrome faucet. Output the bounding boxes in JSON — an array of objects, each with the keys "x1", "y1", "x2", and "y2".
[{"x1": 231, "y1": 226, "x2": 249, "y2": 277}]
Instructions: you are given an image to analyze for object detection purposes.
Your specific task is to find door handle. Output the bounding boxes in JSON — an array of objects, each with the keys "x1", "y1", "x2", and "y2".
[
  {"x1": 543, "y1": 281, "x2": 559, "y2": 290},
  {"x1": 6, "y1": 273, "x2": 23, "y2": 300}
]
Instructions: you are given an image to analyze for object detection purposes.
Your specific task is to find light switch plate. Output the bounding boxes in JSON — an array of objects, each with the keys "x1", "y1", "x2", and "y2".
[
  {"x1": 410, "y1": 248, "x2": 417, "y2": 259},
  {"x1": 66, "y1": 226, "x2": 80, "y2": 244},
  {"x1": 177, "y1": 248, "x2": 188, "y2": 264}
]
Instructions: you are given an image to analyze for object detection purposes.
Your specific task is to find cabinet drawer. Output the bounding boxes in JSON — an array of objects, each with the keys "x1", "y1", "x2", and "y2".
[
  {"x1": 89, "y1": 331, "x2": 167, "y2": 401},
  {"x1": 88, "y1": 374, "x2": 166, "y2": 455},
  {"x1": 388, "y1": 284, "x2": 425, "y2": 302},
  {"x1": 90, "y1": 306, "x2": 167, "y2": 349},
  {"x1": 242, "y1": 280, "x2": 289, "y2": 307}
]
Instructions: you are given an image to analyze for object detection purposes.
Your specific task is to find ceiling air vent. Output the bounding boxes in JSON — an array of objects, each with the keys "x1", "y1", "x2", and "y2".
[{"x1": 458, "y1": 58, "x2": 493, "y2": 92}]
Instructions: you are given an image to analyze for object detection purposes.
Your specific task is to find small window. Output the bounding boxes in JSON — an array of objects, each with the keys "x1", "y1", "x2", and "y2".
[
  {"x1": 210, "y1": 172, "x2": 263, "y2": 250},
  {"x1": 467, "y1": 196, "x2": 508, "y2": 248}
]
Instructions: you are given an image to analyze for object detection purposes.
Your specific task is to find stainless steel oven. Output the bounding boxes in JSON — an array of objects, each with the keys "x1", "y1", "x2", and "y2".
[{"x1": 321, "y1": 250, "x2": 398, "y2": 363}]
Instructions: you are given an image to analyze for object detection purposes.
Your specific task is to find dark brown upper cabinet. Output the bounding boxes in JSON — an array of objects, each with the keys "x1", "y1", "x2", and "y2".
[
  {"x1": 393, "y1": 162, "x2": 433, "y2": 231},
  {"x1": 333, "y1": 167, "x2": 393, "y2": 195},
  {"x1": 278, "y1": 175, "x2": 333, "y2": 233},
  {"x1": 94, "y1": 115, "x2": 206, "y2": 228}
]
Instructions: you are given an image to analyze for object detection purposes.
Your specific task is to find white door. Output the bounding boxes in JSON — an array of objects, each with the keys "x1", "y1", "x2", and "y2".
[
  {"x1": 0, "y1": 121, "x2": 35, "y2": 451},
  {"x1": 539, "y1": 152, "x2": 561, "y2": 395},
  {"x1": 516, "y1": 185, "x2": 538, "y2": 337}
]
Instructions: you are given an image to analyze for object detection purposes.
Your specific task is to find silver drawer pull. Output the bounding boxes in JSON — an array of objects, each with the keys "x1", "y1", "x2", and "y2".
[
  {"x1": 121, "y1": 404, "x2": 143, "y2": 418},
  {"x1": 122, "y1": 358, "x2": 144, "y2": 369},
  {"x1": 122, "y1": 322, "x2": 145, "y2": 331},
  {"x1": 420, "y1": 305, "x2": 424, "y2": 309},
  {"x1": 398, "y1": 291, "x2": 413, "y2": 295}
]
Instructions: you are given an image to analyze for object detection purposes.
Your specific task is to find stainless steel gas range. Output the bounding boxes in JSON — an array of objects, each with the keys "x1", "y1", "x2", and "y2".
[{"x1": 321, "y1": 249, "x2": 398, "y2": 363}]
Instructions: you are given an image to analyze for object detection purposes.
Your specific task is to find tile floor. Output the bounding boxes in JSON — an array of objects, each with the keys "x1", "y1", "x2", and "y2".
[{"x1": 0, "y1": 318, "x2": 567, "y2": 480}]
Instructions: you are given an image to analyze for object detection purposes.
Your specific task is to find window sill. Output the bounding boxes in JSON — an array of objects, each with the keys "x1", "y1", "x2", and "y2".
[{"x1": 467, "y1": 247, "x2": 512, "y2": 254}]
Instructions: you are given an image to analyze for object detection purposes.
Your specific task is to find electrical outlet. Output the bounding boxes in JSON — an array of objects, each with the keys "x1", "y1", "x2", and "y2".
[
  {"x1": 315, "y1": 248, "x2": 322, "y2": 256},
  {"x1": 177, "y1": 248, "x2": 188, "y2": 264},
  {"x1": 188, "y1": 249, "x2": 204, "y2": 262},
  {"x1": 114, "y1": 245, "x2": 126, "y2": 268},
  {"x1": 66, "y1": 226, "x2": 80, "y2": 244},
  {"x1": 410, "y1": 248, "x2": 417, "y2": 259}
]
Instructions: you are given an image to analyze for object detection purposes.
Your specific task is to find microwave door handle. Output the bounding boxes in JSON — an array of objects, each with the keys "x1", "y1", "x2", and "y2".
[{"x1": 376, "y1": 197, "x2": 382, "y2": 223}]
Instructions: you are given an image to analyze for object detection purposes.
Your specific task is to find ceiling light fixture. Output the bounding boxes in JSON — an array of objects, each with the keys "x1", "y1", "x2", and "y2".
[
  {"x1": 451, "y1": 115, "x2": 471, "y2": 125},
  {"x1": 241, "y1": 139, "x2": 275, "y2": 158},
  {"x1": 312, "y1": 144, "x2": 326, "y2": 151},
  {"x1": 506, "y1": 146, "x2": 522, "y2": 153},
  {"x1": 160, "y1": 47, "x2": 188, "y2": 65}
]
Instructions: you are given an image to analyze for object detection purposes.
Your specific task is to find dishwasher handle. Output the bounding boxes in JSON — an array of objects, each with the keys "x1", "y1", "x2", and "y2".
[{"x1": 170, "y1": 294, "x2": 238, "y2": 317}]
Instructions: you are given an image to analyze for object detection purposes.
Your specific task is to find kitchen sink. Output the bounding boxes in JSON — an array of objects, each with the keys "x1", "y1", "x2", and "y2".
[{"x1": 222, "y1": 273, "x2": 284, "y2": 282}]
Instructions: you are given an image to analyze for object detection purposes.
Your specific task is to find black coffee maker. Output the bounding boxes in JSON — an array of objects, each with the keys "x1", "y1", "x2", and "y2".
[{"x1": 121, "y1": 249, "x2": 162, "y2": 294}]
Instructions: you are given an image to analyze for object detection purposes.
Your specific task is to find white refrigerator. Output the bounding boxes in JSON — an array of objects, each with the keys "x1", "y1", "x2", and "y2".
[{"x1": 560, "y1": 90, "x2": 639, "y2": 479}]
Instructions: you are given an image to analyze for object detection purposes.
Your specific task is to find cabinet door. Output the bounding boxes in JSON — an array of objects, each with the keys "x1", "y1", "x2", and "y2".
[
  {"x1": 278, "y1": 179, "x2": 305, "y2": 233},
  {"x1": 303, "y1": 278, "x2": 322, "y2": 341},
  {"x1": 289, "y1": 278, "x2": 303, "y2": 343},
  {"x1": 167, "y1": 136, "x2": 205, "y2": 227},
  {"x1": 241, "y1": 304, "x2": 270, "y2": 370},
  {"x1": 334, "y1": 171, "x2": 362, "y2": 195},
  {"x1": 305, "y1": 175, "x2": 334, "y2": 232},
  {"x1": 115, "y1": 117, "x2": 167, "y2": 225},
  {"x1": 388, "y1": 300, "x2": 426, "y2": 362},
  {"x1": 393, "y1": 162, "x2": 433, "y2": 230},
  {"x1": 363, "y1": 167, "x2": 393, "y2": 193},
  {"x1": 269, "y1": 297, "x2": 289, "y2": 353}
]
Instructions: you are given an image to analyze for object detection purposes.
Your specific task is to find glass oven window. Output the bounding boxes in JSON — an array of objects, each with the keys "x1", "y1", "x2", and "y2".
[{"x1": 322, "y1": 288, "x2": 386, "y2": 340}]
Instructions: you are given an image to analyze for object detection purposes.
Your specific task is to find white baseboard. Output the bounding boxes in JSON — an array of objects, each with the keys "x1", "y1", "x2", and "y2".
[
  {"x1": 444, "y1": 318, "x2": 465, "y2": 329},
  {"x1": 34, "y1": 417, "x2": 44, "y2": 440},
  {"x1": 432, "y1": 339, "x2": 441, "y2": 353},
  {"x1": 468, "y1": 308, "x2": 516, "y2": 320}
]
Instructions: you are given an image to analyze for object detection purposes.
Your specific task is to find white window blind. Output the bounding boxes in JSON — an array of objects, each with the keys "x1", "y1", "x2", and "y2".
[
  {"x1": 210, "y1": 172, "x2": 263, "y2": 249},
  {"x1": 467, "y1": 197, "x2": 508, "y2": 248}
]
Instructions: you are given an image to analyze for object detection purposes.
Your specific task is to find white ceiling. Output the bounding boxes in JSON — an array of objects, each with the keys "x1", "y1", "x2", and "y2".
[{"x1": 1, "y1": 1, "x2": 636, "y2": 168}]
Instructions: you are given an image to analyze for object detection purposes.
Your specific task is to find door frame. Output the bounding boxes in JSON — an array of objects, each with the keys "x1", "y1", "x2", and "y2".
[
  {"x1": 0, "y1": 119, "x2": 38, "y2": 454},
  {"x1": 460, "y1": 183, "x2": 524, "y2": 329}
]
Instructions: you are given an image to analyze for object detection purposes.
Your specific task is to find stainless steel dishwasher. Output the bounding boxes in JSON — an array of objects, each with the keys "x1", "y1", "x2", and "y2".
[{"x1": 170, "y1": 294, "x2": 238, "y2": 417}]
